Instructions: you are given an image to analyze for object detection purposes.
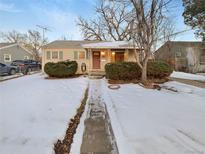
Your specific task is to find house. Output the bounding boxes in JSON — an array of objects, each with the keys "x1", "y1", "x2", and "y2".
[
  {"x1": 42, "y1": 40, "x2": 139, "y2": 74},
  {"x1": 0, "y1": 43, "x2": 34, "y2": 65},
  {"x1": 155, "y1": 41, "x2": 205, "y2": 73}
]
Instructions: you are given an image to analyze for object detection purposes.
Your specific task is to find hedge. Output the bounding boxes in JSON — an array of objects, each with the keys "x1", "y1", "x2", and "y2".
[
  {"x1": 147, "y1": 61, "x2": 173, "y2": 79},
  {"x1": 105, "y1": 62, "x2": 141, "y2": 80},
  {"x1": 44, "y1": 61, "x2": 78, "y2": 78},
  {"x1": 105, "y1": 61, "x2": 173, "y2": 80}
]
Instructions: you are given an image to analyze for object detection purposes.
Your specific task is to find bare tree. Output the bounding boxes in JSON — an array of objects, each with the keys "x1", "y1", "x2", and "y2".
[
  {"x1": 0, "y1": 30, "x2": 27, "y2": 44},
  {"x1": 25, "y1": 30, "x2": 47, "y2": 61},
  {"x1": 128, "y1": 0, "x2": 173, "y2": 83},
  {"x1": 77, "y1": 0, "x2": 132, "y2": 41}
]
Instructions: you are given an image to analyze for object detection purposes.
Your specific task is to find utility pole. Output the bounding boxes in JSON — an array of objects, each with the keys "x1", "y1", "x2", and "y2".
[{"x1": 36, "y1": 25, "x2": 51, "y2": 44}]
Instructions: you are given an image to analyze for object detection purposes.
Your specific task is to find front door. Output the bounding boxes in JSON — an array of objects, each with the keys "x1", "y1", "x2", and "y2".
[
  {"x1": 93, "y1": 51, "x2": 101, "y2": 69},
  {"x1": 115, "y1": 52, "x2": 124, "y2": 62}
]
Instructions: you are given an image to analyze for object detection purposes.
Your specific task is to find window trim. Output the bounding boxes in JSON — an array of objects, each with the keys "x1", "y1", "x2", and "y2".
[
  {"x1": 4, "y1": 54, "x2": 11, "y2": 62},
  {"x1": 59, "y1": 51, "x2": 63, "y2": 60},
  {"x1": 74, "y1": 51, "x2": 86, "y2": 60},
  {"x1": 200, "y1": 49, "x2": 205, "y2": 65},
  {"x1": 24, "y1": 56, "x2": 29, "y2": 60},
  {"x1": 52, "y1": 51, "x2": 58, "y2": 59},
  {"x1": 46, "y1": 51, "x2": 51, "y2": 60}
]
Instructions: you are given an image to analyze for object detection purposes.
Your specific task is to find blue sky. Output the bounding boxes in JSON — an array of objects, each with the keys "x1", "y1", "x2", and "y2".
[{"x1": 0, "y1": 0, "x2": 200, "y2": 42}]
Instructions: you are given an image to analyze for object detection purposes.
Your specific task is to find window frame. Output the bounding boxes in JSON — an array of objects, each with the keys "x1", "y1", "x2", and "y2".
[
  {"x1": 24, "y1": 56, "x2": 29, "y2": 60},
  {"x1": 52, "y1": 51, "x2": 58, "y2": 59},
  {"x1": 46, "y1": 51, "x2": 51, "y2": 60},
  {"x1": 59, "y1": 51, "x2": 63, "y2": 60},
  {"x1": 74, "y1": 51, "x2": 86, "y2": 60},
  {"x1": 200, "y1": 49, "x2": 205, "y2": 65},
  {"x1": 4, "y1": 54, "x2": 11, "y2": 62}
]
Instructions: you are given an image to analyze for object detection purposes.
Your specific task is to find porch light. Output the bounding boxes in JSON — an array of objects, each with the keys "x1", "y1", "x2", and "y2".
[
  {"x1": 112, "y1": 52, "x2": 115, "y2": 55},
  {"x1": 101, "y1": 51, "x2": 105, "y2": 56}
]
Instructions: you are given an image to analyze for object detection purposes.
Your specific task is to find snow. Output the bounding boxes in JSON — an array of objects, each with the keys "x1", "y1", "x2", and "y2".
[
  {"x1": 0, "y1": 74, "x2": 88, "y2": 154},
  {"x1": 171, "y1": 71, "x2": 205, "y2": 82},
  {"x1": 0, "y1": 73, "x2": 23, "y2": 81},
  {"x1": 82, "y1": 41, "x2": 135, "y2": 49},
  {"x1": 103, "y1": 80, "x2": 205, "y2": 154}
]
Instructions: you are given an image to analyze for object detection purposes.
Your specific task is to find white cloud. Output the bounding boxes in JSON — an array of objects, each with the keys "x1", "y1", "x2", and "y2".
[{"x1": 0, "y1": 2, "x2": 22, "y2": 13}]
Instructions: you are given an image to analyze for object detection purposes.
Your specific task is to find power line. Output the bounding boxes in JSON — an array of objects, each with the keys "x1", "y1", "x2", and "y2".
[{"x1": 36, "y1": 25, "x2": 51, "y2": 42}]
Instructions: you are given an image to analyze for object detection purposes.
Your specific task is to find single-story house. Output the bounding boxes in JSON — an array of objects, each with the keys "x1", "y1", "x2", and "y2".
[
  {"x1": 42, "y1": 40, "x2": 139, "y2": 74},
  {"x1": 0, "y1": 43, "x2": 34, "y2": 65},
  {"x1": 155, "y1": 41, "x2": 205, "y2": 73}
]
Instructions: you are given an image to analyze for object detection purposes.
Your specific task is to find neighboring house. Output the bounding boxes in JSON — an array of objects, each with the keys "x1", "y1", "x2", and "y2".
[
  {"x1": 42, "y1": 40, "x2": 139, "y2": 74},
  {"x1": 0, "y1": 43, "x2": 34, "y2": 65},
  {"x1": 155, "y1": 41, "x2": 205, "y2": 73}
]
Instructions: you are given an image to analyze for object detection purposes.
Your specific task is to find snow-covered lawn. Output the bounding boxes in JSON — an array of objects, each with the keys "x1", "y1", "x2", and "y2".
[
  {"x1": 171, "y1": 71, "x2": 205, "y2": 82},
  {"x1": 103, "y1": 80, "x2": 205, "y2": 154},
  {"x1": 0, "y1": 74, "x2": 88, "y2": 154}
]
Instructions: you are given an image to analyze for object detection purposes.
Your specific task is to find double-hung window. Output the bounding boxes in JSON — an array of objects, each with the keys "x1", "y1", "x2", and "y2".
[
  {"x1": 52, "y1": 51, "x2": 58, "y2": 59},
  {"x1": 47, "y1": 51, "x2": 51, "y2": 60},
  {"x1": 4, "y1": 54, "x2": 11, "y2": 62},
  {"x1": 74, "y1": 51, "x2": 86, "y2": 60}
]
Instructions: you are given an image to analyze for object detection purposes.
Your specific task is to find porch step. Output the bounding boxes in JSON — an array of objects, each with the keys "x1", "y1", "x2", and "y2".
[{"x1": 89, "y1": 71, "x2": 105, "y2": 79}]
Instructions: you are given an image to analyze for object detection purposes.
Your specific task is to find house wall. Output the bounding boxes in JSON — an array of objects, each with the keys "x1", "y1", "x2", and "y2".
[
  {"x1": 42, "y1": 48, "x2": 138, "y2": 74},
  {"x1": 42, "y1": 48, "x2": 89, "y2": 74},
  {"x1": 155, "y1": 42, "x2": 205, "y2": 73},
  {"x1": 0, "y1": 45, "x2": 33, "y2": 65}
]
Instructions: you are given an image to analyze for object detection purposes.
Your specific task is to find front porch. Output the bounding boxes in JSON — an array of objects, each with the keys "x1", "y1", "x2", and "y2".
[
  {"x1": 82, "y1": 41, "x2": 139, "y2": 76},
  {"x1": 86, "y1": 49, "x2": 137, "y2": 75}
]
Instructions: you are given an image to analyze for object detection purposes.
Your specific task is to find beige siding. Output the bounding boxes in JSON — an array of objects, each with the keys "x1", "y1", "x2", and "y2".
[{"x1": 42, "y1": 48, "x2": 138, "y2": 74}]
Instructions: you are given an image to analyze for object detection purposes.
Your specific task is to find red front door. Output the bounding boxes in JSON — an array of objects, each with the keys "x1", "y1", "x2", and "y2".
[{"x1": 93, "y1": 51, "x2": 101, "y2": 69}]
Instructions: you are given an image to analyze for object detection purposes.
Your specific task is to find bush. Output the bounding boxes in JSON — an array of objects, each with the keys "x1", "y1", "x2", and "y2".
[
  {"x1": 105, "y1": 61, "x2": 173, "y2": 80},
  {"x1": 147, "y1": 61, "x2": 173, "y2": 79},
  {"x1": 44, "y1": 61, "x2": 78, "y2": 78},
  {"x1": 105, "y1": 62, "x2": 141, "y2": 80}
]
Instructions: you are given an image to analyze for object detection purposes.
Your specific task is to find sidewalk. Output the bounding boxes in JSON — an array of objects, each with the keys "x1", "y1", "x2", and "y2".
[{"x1": 80, "y1": 79, "x2": 118, "y2": 154}]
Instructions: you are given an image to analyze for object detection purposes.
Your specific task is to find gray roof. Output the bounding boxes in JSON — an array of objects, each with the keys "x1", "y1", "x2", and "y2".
[
  {"x1": 164, "y1": 41, "x2": 205, "y2": 47},
  {"x1": 43, "y1": 40, "x2": 101, "y2": 49},
  {"x1": 0, "y1": 43, "x2": 16, "y2": 48}
]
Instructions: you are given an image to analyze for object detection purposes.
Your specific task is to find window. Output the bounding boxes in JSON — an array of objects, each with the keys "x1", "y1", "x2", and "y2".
[
  {"x1": 73, "y1": 51, "x2": 85, "y2": 60},
  {"x1": 79, "y1": 51, "x2": 85, "y2": 59},
  {"x1": 4, "y1": 54, "x2": 11, "y2": 62},
  {"x1": 86, "y1": 51, "x2": 90, "y2": 59},
  {"x1": 24, "y1": 56, "x2": 29, "y2": 60},
  {"x1": 200, "y1": 49, "x2": 205, "y2": 65},
  {"x1": 52, "y1": 51, "x2": 58, "y2": 59},
  {"x1": 46, "y1": 51, "x2": 51, "y2": 60},
  {"x1": 0, "y1": 63, "x2": 5, "y2": 68},
  {"x1": 59, "y1": 51, "x2": 63, "y2": 60},
  {"x1": 74, "y1": 51, "x2": 78, "y2": 59},
  {"x1": 175, "y1": 51, "x2": 182, "y2": 58}
]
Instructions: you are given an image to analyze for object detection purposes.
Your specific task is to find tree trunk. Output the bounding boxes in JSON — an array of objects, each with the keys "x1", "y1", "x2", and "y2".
[{"x1": 141, "y1": 57, "x2": 149, "y2": 83}]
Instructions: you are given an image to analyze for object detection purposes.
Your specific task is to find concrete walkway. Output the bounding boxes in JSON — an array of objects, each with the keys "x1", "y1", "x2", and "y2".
[{"x1": 80, "y1": 79, "x2": 118, "y2": 154}]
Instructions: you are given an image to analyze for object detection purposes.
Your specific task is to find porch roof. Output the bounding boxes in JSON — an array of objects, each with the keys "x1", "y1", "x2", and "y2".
[{"x1": 82, "y1": 41, "x2": 138, "y2": 49}]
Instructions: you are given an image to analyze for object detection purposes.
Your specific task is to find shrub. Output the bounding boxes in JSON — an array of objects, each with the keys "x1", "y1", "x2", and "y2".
[
  {"x1": 44, "y1": 60, "x2": 78, "y2": 78},
  {"x1": 105, "y1": 62, "x2": 141, "y2": 80},
  {"x1": 105, "y1": 61, "x2": 173, "y2": 80},
  {"x1": 147, "y1": 61, "x2": 173, "y2": 79}
]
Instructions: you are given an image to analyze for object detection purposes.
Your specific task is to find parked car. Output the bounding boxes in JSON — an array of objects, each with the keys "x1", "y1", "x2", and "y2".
[
  {"x1": 11, "y1": 60, "x2": 41, "y2": 74},
  {"x1": 0, "y1": 63, "x2": 18, "y2": 76}
]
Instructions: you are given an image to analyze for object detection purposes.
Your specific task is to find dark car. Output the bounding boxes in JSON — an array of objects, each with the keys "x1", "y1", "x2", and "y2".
[
  {"x1": 11, "y1": 60, "x2": 41, "y2": 74},
  {"x1": 0, "y1": 63, "x2": 18, "y2": 76}
]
